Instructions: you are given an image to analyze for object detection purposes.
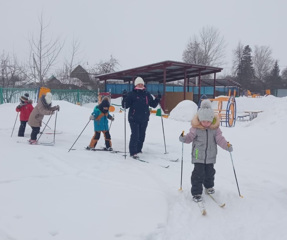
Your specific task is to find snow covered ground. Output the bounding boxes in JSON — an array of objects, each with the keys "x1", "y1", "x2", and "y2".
[{"x1": 0, "y1": 95, "x2": 287, "y2": 240}]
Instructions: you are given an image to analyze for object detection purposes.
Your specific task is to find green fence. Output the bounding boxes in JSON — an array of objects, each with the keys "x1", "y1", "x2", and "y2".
[{"x1": 0, "y1": 88, "x2": 98, "y2": 105}]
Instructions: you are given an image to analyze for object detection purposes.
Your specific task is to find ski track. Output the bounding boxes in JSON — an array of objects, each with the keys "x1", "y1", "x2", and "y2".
[{"x1": 1, "y1": 98, "x2": 287, "y2": 240}]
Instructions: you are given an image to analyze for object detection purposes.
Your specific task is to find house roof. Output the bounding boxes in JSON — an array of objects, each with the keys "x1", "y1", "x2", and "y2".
[
  {"x1": 70, "y1": 65, "x2": 91, "y2": 83},
  {"x1": 96, "y1": 60, "x2": 224, "y2": 83}
]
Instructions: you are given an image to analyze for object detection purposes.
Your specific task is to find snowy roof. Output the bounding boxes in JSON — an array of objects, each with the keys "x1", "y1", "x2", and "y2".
[{"x1": 96, "y1": 60, "x2": 223, "y2": 83}]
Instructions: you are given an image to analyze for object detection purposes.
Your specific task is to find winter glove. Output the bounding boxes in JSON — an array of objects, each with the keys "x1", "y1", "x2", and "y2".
[
  {"x1": 56, "y1": 105, "x2": 60, "y2": 111},
  {"x1": 89, "y1": 115, "x2": 95, "y2": 120},
  {"x1": 122, "y1": 89, "x2": 127, "y2": 97},
  {"x1": 110, "y1": 116, "x2": 115, "y2": 121},
  {"x1": 227, "y1": 142, "x2": 233, "y2": 152},
  {"x1": 17, "y1": 103, "x2": 25, "y2": 109}
]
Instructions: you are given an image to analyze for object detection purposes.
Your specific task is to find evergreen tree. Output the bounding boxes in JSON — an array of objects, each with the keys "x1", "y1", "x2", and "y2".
[
  {"x1": 236, "y1": 45, "x2": 255, "y2": 90},
  {"x1": 266, "y1": 60, "x2": 281, "y2": 89},
  {"x1": 281, "y1": 67, "x2": 287, "y2": 87}
]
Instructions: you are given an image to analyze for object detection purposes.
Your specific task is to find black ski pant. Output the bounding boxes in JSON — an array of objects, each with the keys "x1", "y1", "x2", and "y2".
[
  {"x1": 191, "y1": 163, "x2": 216, "y2": 196},
  {"x1": 129, "y1": 121, "x2": 148, "y2": 156},
  {"x1": 30, "y1": 127, "x2": 40, "y2": 140},
  {"x1": 89, "y1": 130, "x2": 112, "y2": 149},
  {"x1": 18, "y1": 121, "x2": 27, "y2": 137}
]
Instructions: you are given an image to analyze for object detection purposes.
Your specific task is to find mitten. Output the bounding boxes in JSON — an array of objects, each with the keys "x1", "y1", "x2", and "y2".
[
  {"x1": 179, "y1": 135, "x2": 185, "y2": 143},
  {"x1": 122, "y1": 89, "x2": 127, "y2": 97},
  {"x1": 17, "y1": 105, "x2": 22, "y2": 109},
  {"x1": 227, "y1": 143, "x2": 233, "y2": 152},
  {"x1": 56, "y1": 105, "x2": 60, "y2": 111},
  {"x1": 110, "y1": 116, "x2": 115, "y2": 121},
  {"x1": 179, "y1": 131, "x2": 185, "y2": 143},
  {"x1": 89, "y1": 115, "x2": 95, "y2": 120}
]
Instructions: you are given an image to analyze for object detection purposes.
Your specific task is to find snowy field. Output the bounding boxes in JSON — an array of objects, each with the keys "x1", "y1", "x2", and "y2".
[{"x1": 0, "y1": 95, "x2": 287, "y2": 240}]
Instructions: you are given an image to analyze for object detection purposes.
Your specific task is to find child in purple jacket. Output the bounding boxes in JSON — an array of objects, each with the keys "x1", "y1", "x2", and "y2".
[{"x1": 179, "y1": 99, "x2": 233, "y2": 202}]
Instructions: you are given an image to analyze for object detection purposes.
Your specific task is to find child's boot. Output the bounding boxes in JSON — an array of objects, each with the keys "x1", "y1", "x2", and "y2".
[{"x1": 193, "y1": 195, "x2": 203, "y2": 202}]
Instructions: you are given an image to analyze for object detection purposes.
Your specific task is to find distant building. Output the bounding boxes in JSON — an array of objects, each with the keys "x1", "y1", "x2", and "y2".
[
  {"x1": 45, "y1": 75, "x2": 86, "y2": 90},
  {"x1": 70, "y1": 65, "x2": 97, "y2": 90}
]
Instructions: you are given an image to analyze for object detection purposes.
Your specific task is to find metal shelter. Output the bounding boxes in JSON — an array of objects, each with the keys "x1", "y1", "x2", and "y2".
[{"x1": 96, "y1": 60, "x2": 238, "y2": 108}]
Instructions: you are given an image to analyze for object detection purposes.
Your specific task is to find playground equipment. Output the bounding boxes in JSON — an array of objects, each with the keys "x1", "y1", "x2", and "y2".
[
  {"x1": 199, "y1": 90, "x2": 237, "y2": 127},
  {"x1": 211, "y1": 95, "x2": 237, "y2": 127}
]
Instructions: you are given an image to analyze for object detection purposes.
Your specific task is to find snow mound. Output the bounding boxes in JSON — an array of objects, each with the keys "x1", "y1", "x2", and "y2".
[{"x1": 169, "y1": 100, "x2": 198, "y2": 122}]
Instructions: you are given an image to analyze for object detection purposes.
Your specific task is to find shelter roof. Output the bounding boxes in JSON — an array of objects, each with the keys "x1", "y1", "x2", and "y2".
[{"x1": 96, "y1": 60, "x2": 223, "y2": 83}]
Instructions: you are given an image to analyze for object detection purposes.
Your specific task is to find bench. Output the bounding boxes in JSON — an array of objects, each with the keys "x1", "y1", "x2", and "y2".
[
  {"x1": 237, "y1": 111, "x2": 263, "y2": 121},
  {"x1": 237, "y1": 114, "x2": 250, "y2": 121}
]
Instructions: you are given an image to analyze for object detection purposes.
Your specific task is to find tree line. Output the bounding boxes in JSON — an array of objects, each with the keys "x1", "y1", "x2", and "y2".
[
  {"x1": 1, "y1": 14, "x2": 119, "y2": 89},
  {"x1": 182, "y1": 26, "x2": 287, "y2": 93},
  {"x1": 1, "y1": 17, "x2": 286, "y2": 93}
]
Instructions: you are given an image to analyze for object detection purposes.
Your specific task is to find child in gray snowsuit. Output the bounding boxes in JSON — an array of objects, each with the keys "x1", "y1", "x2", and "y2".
[{"x1": 179, "y1": 99, "x2": 233, "y2": 202}]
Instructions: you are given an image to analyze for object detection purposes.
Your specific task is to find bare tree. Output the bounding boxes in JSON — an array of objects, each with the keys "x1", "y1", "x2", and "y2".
[
  {"x1": 91, "y1": 55, "x2": 119, "y2": 74},
  {"x1": 29, "y1": 13, "x2": 64, "y2": 86},
  {"x1": 231, "y1": 42, "x2": 244, "y2": 76},
  {"x1": 182, "y1": 26, "x2": 226, "y2": 67},
  {"x1": 253, "y1": 45, "x2": 274, "y2": 82},
  {"x1": 0, "y1": 51, "x2": 27, "y2": 88},
  {"x1": 58, "y1": 38, "x2": 82, "y2": 84},
  {"x1": 182, "y1": 37, "x2": 204, "y2": 64}
]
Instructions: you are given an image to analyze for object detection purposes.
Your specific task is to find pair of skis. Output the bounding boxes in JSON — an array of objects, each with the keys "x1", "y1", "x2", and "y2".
[
  {"x1": 132, "y1": 156, "x2": 170, "y2": 168},
  {"x1": 86, "y1": 147, "x2": 171, "y2": 168},
  {"x1": 17, "y1": 140, "x2": 55, "y2": 146},
  {"x1": 196, "y1": 193, "x2": 225, "y2": 216},
  {"x1": 88, "y1": 148, "x2": 123, "y2": 154}
]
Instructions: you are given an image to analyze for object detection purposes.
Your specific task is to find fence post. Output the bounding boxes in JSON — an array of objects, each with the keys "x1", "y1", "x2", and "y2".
[
  {"x1": 77, "y1": 89, "x2": 80, "y2": 104},
  {"x1": 0, "y1": 88, "x2": 3, "y2": 104}
]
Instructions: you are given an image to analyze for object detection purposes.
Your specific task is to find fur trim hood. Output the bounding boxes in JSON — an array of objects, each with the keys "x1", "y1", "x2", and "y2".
[{"x1": 191, "y1": 113, "x2": 220, "y2": 130}]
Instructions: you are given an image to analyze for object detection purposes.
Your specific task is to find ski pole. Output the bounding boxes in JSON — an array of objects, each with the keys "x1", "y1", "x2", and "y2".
[
  {"x1": 124, "y1": 102, "x2": 127, "y2": 158},
  {"x1": 109, "y1": 114, "x2": 114, "y2": 131},
  {"x1": 159, "y1": 102, "x2": 167, "y2": 154},
  {"x1": 53, "y1": 111, "x2": 58, "y2": 144},
  {"x1": 42, "y1": 121, "x2": 52, "y2": 130},
  {"x1": 228, "y1": 143, "x2": 243, "y2": 198},
  {"x1": 11, "y1": 112, "x2": 19, "y2": 137},
  {"x1": 179, "y1": 131, "x2": 184, "y2": 191},
  {"x1": 68, "y1": 120, "x2": 91, "y2": 152},
  {"x1": 37, "y1": 114, "x2": 53, "y2": 142}
]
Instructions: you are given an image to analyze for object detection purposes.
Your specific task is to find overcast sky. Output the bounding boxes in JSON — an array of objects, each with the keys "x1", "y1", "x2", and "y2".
[{"x1": 1, "y1": 0, "x2": 287, "y2": 76}]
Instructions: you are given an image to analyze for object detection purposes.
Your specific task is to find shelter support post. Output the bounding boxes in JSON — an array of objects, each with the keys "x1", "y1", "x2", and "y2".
[{"x1": 198, "y1": 70, "x2": 202, "y2": 104}]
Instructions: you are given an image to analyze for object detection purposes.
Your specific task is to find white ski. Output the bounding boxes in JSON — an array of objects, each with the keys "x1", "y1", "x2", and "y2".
[
  {"x1": 206, "y1": 193, "x2": 225, "y2": 208},
  {"x1": 197, "y1": 201, "x2": 207, "y2": 215}
]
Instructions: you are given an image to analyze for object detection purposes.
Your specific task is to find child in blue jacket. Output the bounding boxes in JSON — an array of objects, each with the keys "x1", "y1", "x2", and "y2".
[{"x1": 86, "y1": 97, "x2": 114, "y2": 151}]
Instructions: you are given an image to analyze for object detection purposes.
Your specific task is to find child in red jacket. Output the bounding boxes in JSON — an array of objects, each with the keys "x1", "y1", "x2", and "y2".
[{"x1": 16, "y1": 93, "x2": 34, "y2": 137}]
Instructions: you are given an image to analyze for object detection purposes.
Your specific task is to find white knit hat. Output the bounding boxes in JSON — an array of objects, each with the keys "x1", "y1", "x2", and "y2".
[
  {"x1": 45, "y1": 92, "x2": 52, "y2": 105},
  {"x1": 134, "y1": 77, "x2": 145, "y2": 86},
  {"x1": 197, "y1": 99, "x2": 214, "y2": 122}
]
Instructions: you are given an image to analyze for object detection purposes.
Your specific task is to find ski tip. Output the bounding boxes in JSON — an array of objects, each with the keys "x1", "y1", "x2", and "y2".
[
  {"x1": 220, "y1": 203, "x2": 226, "y2": 208},
  {"x1": 202, "y1": 210, "x2": 207, "y2": 215}
]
